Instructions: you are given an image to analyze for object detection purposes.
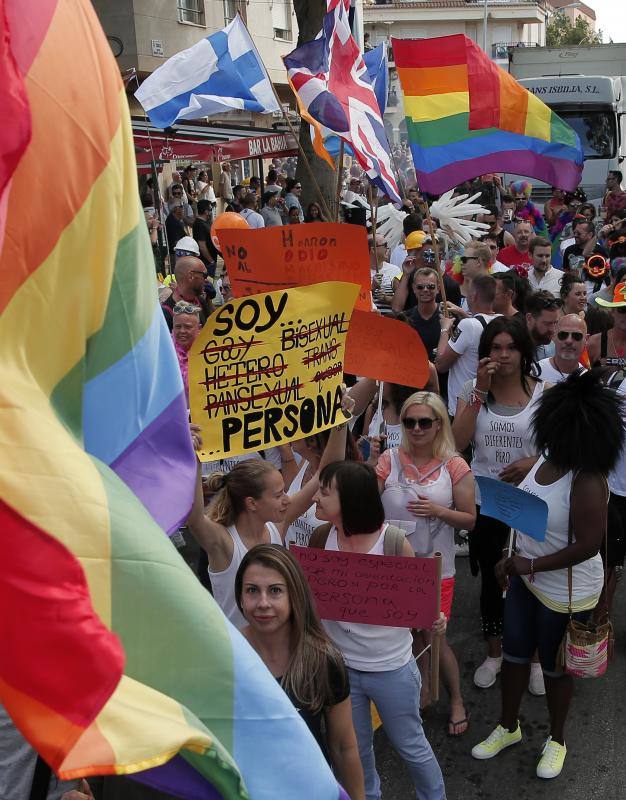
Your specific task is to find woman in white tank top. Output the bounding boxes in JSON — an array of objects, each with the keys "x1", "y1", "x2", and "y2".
[
  {"x1": 285, "y1": 429, "x2": 362, "y2": 548},
  {"x1": 312, "y1": 460, "x2": 446, "y2": 800},
  {"x1": 374, "y1": 391, "x2": 476, "y2": 737},
  {"x1": 186, "y1": 418, "x2": 351, "y2": 627},
  {"x1": 473, "y1": 370, "x2": 625, "y2": 780},
  {"x1": 453, "y1": 316, "x2": 543, "y2": 692}
]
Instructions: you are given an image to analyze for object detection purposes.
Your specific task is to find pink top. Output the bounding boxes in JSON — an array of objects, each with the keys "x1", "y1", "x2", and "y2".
[{"x1": 375, "y1": 448, "x2": 469, "y2": 485}]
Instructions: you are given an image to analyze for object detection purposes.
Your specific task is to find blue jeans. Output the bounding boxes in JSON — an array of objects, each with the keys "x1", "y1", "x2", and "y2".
[{"x1": 348, "y1": 660, "x2": 446, "y2": 800}]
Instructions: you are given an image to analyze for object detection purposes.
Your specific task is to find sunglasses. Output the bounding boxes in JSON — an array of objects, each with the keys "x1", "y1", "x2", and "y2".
[
  {"x1": 557, "y1": 330, "x2": 584, "y2": 342},
  {"x1": 172, "y1": 192, "x2": 183, "y2": 196},
  {"x1": 402, "y1": 416, "x2": 436, "y2": 430},
  {"x1": 460, "y1": 256, "x2": 479, "y2": 264},
  {"x1": 415, "y1": 283, "x2": 436, "y2": 291},
  {"x1": 173, "y1": 301, "x2": 200, "y2": 315},
  {"x1": 537, "y1": 297, "x2": 563, "y2": 310}
]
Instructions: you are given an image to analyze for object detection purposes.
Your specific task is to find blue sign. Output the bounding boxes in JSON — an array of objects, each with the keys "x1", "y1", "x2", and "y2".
[{"x1": 476, "y1": 477, "x2": 548, "y2": 541}]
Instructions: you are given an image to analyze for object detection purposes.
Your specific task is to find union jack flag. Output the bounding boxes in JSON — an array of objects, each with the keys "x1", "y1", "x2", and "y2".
[{"x1": 283, "y1": 2, "x2": 400, "y2": 202}]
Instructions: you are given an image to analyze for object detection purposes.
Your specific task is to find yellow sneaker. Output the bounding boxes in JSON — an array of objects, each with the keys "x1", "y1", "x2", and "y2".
[
  {"x1": 536, "y1": 737, "x2": 567, "y2": 779},
  {"x1": 471, "y1": 723, "x2": 522, "y2": 760}
]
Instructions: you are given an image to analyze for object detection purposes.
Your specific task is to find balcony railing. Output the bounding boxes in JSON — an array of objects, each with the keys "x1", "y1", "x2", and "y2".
[{"x1": 492, "y1": 40, "x2": 538, "y2": 59}]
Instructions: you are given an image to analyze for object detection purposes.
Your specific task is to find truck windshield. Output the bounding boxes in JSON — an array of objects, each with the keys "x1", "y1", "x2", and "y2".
[{"x1": 555, "y1": 109, "x2": 617, "y2": 159}]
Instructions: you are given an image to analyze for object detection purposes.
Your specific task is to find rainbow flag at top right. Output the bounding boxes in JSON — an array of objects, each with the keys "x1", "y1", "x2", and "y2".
[{"x1": 392, "y1": 34, "x2": 583, "y2": 195}]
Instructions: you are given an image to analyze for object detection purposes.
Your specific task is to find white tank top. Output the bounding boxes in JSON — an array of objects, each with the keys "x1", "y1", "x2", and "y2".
[
  {"x1": 608, "y1": 377, "x2": 626, "y2": 496},
  {"x1": 285, "y1": 460, "x2": 321, "y2": 547},
  {"x1": 322, "y1": 525, "x2": 414, "y2": 672},
  {"x1": 367, "y1": 410, "x2": 402, "y2": 450},
  {"x1": 516, "y1": 458, "x2": 603, "y2": 606},
  {"x1": 208, "y1": 522, "x2": 283, "y2": 628},
  {"x1": 471, "y1": 380, "x2": 544, "y2": 504},
  {"x1": 381, "y1": 449, "x2": 456, "y2": 579}
]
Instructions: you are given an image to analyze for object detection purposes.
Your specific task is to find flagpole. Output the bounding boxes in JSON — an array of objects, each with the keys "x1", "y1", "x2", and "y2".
[
  {"x1": 335, "y1": 140, "x2": 345, "y2": 222},
  {"x1": 423, "y1": 202, "x2": 449, "y2": 318},
  {"x1": 368, "y1": 184, "x2": 381, "y2": 272}
]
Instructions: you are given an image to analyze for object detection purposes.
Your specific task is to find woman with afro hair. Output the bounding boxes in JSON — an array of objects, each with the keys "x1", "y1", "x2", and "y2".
[{"x1": 471, "y1": 369, "x2": 625, "y2": 779}]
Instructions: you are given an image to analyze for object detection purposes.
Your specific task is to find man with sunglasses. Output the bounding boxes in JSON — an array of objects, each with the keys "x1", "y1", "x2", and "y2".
[
  {"x1": 561, "y1": 219, "x2": 606, "y2": 275},
  {"x1": 391, "y1": 231, "x2": 461, "y2": 315},
  {"x1": 160, "y1": 256, "x2": 212, "y2": 332},
  {"x1": 537, "y1": 315, "x2": 588, "y2": 383},
  {"x1": 369, "y1": 233, "x2": 400, "y2": 315},
  {"x1": 405, "y1": 268, "x2": 442, "y2": 360}
]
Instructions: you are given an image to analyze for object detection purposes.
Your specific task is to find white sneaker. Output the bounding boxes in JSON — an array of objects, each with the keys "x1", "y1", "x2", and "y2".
[
  {"x1": 529, "y1": 663, "x2": 546, "y2": 696},
  {"x1": 536, "y1": 737, "x2": 567, "y2": 778},
  {"x1": 454, "y1": 541, "x2": 470, "y2": 557},
  {"x1": 474, "y1": 656, "x2": 502, "y2": 688}
]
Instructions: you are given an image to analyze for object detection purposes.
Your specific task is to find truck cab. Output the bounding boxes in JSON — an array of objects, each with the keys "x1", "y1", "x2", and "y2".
[{"x1": 505, "y1": 75, "x2": 625, "y2": 205}]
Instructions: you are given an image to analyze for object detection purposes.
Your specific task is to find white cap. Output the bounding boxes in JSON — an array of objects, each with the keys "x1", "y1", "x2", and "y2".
[{"x1": 174, "y1": 236, "x2": 200, "y2": 256}]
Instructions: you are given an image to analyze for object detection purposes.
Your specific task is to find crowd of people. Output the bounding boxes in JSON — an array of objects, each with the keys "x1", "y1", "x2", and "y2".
[{"x1": 138, "y1": 160, "x2": 626, "y2": 800}]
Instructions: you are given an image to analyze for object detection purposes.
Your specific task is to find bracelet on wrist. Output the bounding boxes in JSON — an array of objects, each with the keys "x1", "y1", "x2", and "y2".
[
  {"x1": 473, "y1": 387, "x2": 488, "y2": 397},
  {"x1": 469, "y1": 390, "x2": 486, "y2": 407},
  {"x1": 529, "y1": 557, "x2": 536, "y2": 583}
]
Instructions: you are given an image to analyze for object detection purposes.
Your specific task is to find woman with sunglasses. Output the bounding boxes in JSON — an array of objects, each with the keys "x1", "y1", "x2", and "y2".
[
  {"x1": 235, "y1": 545, "x2": 365, "y2": 800},
  {"x1": 452, "y1": 317, "x2": 544, "y2": 693},
  {"x1": 312, "y1": 461, "x2": 447, "y2": 800},
  {"x1": 374, "y1": 391, "x2": 475, "y2": 736}
]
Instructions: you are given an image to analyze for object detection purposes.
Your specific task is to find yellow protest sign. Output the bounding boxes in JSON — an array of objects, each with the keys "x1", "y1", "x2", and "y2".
[{"x1": 189, "y1": 281, "x2": 359, "y2": 461}]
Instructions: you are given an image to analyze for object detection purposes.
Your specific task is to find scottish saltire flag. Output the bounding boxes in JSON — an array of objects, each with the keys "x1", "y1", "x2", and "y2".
[
  {"x1": 322, "y1": 43, "x2": 389, "y2": 158},
  {"x1": 135, "y1": 14, "x2": 280, "y2": 129},
  {"x1": 0, "y1": 3, "x2": 348, "y2": 799},
  {"x1": 284, "y1": 3, "x2": 400, "y2": 202},
  {"x1": 393, "y1": 34, "x2": 583, "y2": 194}
]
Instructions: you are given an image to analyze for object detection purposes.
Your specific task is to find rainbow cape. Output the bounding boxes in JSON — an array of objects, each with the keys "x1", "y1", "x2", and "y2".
[
  {"x1": 392, "y1": 34, "x2": 583, "y2": 195},
  {"x1": 0, "y1": 2, "x2": 349, "y2": 798}
]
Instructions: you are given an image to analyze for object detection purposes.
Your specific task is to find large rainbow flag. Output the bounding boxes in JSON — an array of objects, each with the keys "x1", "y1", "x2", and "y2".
[
  {"x1": 392, "y1": 34, "x2": 583, "y2": 195},
  {"x1": 0, "y1": 1, "x2": 349, "y2": 798}
]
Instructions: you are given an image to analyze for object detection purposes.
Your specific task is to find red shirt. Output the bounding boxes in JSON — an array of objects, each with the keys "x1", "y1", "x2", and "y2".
[{"x1": 497, "y1": 245, "x2": 532, "y2": 278}]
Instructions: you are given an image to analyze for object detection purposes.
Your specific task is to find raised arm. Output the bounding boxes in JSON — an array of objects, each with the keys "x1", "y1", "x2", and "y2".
[
  {"x1": 391, "y1": 258, "x2": 414, "y2": 314},
  {"x1": 185, "y1": 461, "x2": 234, "y2": 570}
]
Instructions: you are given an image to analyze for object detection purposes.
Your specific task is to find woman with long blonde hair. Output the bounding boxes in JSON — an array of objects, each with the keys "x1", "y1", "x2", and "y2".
[
  {"x1": 235, "y1": 544, "x2": 364, "y2": 800},
  {"x1": 373, "y1": 390, "x2": 476, "y2": 735}
]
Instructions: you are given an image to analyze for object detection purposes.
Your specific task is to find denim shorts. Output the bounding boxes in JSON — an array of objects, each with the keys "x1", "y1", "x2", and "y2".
[{"x1": 502, "y1": 575, "x2": 591, "y2": 677}]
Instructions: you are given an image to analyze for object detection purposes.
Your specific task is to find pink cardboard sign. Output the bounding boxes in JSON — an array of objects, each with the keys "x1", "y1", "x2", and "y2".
[{"x1": 290, "y1": 546, "x2": 439, "y2": 628}]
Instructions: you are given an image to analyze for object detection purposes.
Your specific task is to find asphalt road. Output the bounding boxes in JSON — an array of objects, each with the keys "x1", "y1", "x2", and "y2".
[{"x1": 373, "y1": 557, "x2": 626, "y2": 800}]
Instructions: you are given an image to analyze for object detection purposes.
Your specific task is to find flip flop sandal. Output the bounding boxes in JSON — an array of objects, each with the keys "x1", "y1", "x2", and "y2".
[{"x1": 447, "y1": 712, "x2": 471, "y2": 737}]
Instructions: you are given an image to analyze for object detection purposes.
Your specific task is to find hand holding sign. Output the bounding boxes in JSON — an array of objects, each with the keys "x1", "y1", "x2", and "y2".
[
  {"x1": 476, "y1": 476, "x2": 548, "y2": 541},
  {"x1": 189, "y1": 282, "x2": 359, "y2": 460}
]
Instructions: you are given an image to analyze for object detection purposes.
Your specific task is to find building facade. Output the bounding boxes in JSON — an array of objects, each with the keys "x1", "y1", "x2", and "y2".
[
  {"x1": 92, "y1": 0, "x2": 300, "y2": 120},
  {"x1": 363, "y1": 0, "x2": 551, "y2": 143}
]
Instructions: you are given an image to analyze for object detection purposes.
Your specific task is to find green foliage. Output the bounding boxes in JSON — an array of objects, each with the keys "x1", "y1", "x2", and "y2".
[{"x1": 546, "y1": 13, "x2": 603, "y2": 47}]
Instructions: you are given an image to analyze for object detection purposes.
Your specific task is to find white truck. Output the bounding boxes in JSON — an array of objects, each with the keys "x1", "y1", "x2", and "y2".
[{"x1": 504, "y1": 44, "x2": 626, "y2": 205}]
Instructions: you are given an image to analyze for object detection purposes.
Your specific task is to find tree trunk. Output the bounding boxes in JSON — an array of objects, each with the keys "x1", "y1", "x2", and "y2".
[{"x1": 292, "y1": 0, "x2": 337, "y2": 219}]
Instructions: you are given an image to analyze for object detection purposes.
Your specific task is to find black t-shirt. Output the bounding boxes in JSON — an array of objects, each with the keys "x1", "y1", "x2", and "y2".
[
  {"x1": 405, "y1": 306, "x2": 441, "y2": 361},
  {"x1": 562, "y1": 242, "x2": 606, "y2": 273},
  {"x1": 192, "y1": 216, "x2": 219, "y2": 266},
  {"x1": 402, "y1": 270, "x2": 461, "y2": 311},
  {"x1": 165, "y1": 213, "x2": 186, "y2": 253},
  {"x1": 278, "y1": 656, "x2": 350, "y2": 762}
]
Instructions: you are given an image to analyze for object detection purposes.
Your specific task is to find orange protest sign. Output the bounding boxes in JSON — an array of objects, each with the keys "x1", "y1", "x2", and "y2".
[
  {"x1": 344, "y1": 310, "x2": 430, "y2": 388},
  {"x1": 218, "y1": 222, "x2": 373, "y2": 311}
]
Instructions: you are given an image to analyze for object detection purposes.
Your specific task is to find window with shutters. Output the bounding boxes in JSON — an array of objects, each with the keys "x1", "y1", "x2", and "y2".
[{"x1": 272, "y1": 0, "x2": 292, "y2": 41}]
